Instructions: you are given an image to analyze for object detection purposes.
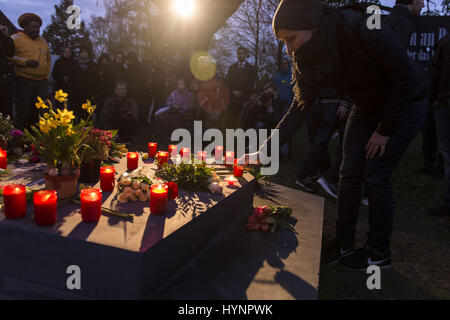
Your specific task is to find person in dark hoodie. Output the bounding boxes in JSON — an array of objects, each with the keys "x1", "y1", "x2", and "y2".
[
  {"x1": 383, "y1": 0, "x2": 424, "y2": 50},
  {"x1": 0, "y1": 24, "x2": 14, "y2": 116},
  {"x1": 272, "y1": 57, "x2": 294, "y2": 109},
  {"x1": 242, "y1": 0, "x2": 429, "y2": 270},
  {"x1": 52, "y1": 46, "x2": 77, "y2": 95},
  {"x1": 73, "y1": 47, "x2": 97, "y2": 120},
  {"x1": 94, "y1": 53, "x2": 112, "y2": 124}
]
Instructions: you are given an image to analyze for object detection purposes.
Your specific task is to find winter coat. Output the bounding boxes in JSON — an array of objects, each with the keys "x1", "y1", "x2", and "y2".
[
  {"x1": 224, "y1": 61, "x2": 257, "y2": 105},
  {"x1": 51, "y1": 56, "x2": 77, "y2": 92},
  {"x1": 0, "y1": 33, "x2": 14, "y2": 74},
  {"x1": 383, "y1": 4, "x2": 414, "y2": 50},
  {"x1": 272, "y1": 68, "x2": 294, "y2": 105},
  {"x1": 429, "y1": 35, "x2": 450, "y2": 107}
]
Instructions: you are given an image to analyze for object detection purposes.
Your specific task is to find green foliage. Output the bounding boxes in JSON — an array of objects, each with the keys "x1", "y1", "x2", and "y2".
[{"x1": 155, "y1": 161, "x2": 214, "y2": 192}]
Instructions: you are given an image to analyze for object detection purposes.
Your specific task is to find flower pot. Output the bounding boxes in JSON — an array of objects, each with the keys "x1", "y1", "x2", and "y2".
[
  {"x1": 43, "y1": 172, "x2": 79, "y2": 200},
  {"x1": 79, "y1": 159, "x2": 102, "y2": 183}
]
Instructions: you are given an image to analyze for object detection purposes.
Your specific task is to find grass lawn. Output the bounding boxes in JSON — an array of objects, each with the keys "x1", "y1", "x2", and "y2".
[{"x1": 135, "y1": 123, "x2": 449, "y2": 300}]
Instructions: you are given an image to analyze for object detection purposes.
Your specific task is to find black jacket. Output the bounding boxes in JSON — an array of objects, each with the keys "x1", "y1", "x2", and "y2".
[
  {"x1": 383, "y1": 4, "x2": 414, "y2": 50},
  {"x1": 52, "y1": 56, "x2": 77, "y2": 92},
  {"x1": 0, "y1": 33, "x2": 14, "y2": 74},
  {"x1": 224, "y1": 61, "x2": 257, "y2": 101},
  {"x1": 429, "y1": 35, "x2": 450, "y2": 106},
  {"x1": 267, "y1": 7, "x2": 428, "y2": 148}
]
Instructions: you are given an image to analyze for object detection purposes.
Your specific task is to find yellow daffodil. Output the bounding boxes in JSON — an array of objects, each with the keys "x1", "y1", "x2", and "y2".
[
  {"x1": 35, "y1": 97, "x2": 49, "y2": 109},
  {"x1": 55, "y1": 108, "x2": 75, "y2": 126},
  {"x1": 55, "y1": 90, "x2": 68, "y2": 103},
  {"x1": 39, "y1": 118, "x2": 52, "y2": 134},
  {"x1": 43, "y1": 113, "x2": 51, "y2": 119},
  {"x1": 82, "y1": 99, "x2": 95, "y2": 114}
]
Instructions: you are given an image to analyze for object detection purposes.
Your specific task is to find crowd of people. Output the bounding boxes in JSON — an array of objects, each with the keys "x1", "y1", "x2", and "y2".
[{"x1": 0, "y1": 0, "x2": 449, "y2": 272}]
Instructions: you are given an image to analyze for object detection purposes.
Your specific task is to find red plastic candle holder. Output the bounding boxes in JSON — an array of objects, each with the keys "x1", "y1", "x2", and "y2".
[
  {"x1": 0, "y1": 149, "x2": 7, "y2": 169},
  {"x1": 233, "y1": 159, "x2": 244, "y2": 177},
  {"x1": 127, "y1": 152, "x2": 139, "y2": 171},
  {"x1": 180, "y1": 147, "x2": 191, "y2": 160},
  {"x1": 150, "y1": 184, "x2": 168, "y2": 215},
  {"x1": 33, "y1": 190, "x2": 58, "y2": 226},
  {"x1": 157, "y1": 151, "x2": 169, "y2": 164},
  {"x1": 214, "y1": 146, "x2": 223, "y2": 163},
  {"x1": 168, "y1": 145, "x2": 177, "y2": 158},
  {"x1": 225, "y1": 151, "x2": 234, "y2": 165},
  {"x1": 80, "y1": 188, "x2": 102, "y2": 223},
  {"x1": 3, "y1": 184, "x2": 27, "y2": 219},
  {"x1": 225, "y1": 176, "x2": 238, "y2": 186},
  {"x1": 197, "y1": 151, "x2": 207, "y2": 162},
  {"x1": 100, "y1": 166, "x2": 115, "y2": 192},
  {"x1": 148, "y1": 142, "x2": 157, "y2": 157}
]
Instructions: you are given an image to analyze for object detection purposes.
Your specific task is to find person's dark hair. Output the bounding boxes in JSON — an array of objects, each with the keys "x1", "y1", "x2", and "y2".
[
  {"x1": 61, "y1": 46, "x2": 71, "y2": 54},
  {"x1": 237, "y1": 46, "x2": 248, "y2": 54},
  {"x1": 79, "y1": 46, "x2": 91, "y2": 57},
  {"x1": 98, "y1": 53, "x2": 111, "y2": 64},
  {"x1": 396, "y1": 0, "x2": 414, "y2": 5}
]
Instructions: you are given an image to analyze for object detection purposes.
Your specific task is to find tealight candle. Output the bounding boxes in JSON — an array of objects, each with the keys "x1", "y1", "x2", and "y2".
[
  {"x1": 225, "y1": 151, "x2": 234, "y2": 165},
  {"x1": 150, "y1": 183, "x2": 169, "y2": 215},
  {"x1": 100, "y1": 166, "x2": 115, "y2": 192},
  {"x1": 233, "y1": 159, "x2": 244, "y2": 177},
  {"x1": 225, "y1": 176, "x2": 238, "y2": 186},
  {"x1": 127, "y1": 152, "x2": 139, "y2": 171},
  {"x1": 181, "y1": 147, "x2": 191, "y2": 160},
  {"x1": 197, "y1": 150, "x2": 207, "y2": 162},
  {"x1": 33, "y1": 190, "x2": 57, "y2": 226},
  {"x1": 80, "y1": 188, "x2": 102, "y2": 223},
  {"x1": 214, "y1": 146, "x2": 223, "y2": 163},
  {"x1": 0, "y1": 149, "x2": 7, "y2": 169},
  {"x1": 148, "y1": 142, "x2": 157, "y2": 158},
  {"x1": 168, "y1": 145, "x2": 177, "y2": 158},
  {"x1": 3, "y1": 184, "x2": 27, "y2": 219},
  {"x1": 157, "y1": 151, "x2": 169, "y2": 164}
]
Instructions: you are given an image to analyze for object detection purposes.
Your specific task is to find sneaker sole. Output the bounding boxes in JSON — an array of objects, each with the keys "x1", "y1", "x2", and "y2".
[
  {"x1": 324, "y1": 250, "x2": 355, "y2": 266},
  {"x1": 317, "y1": 177, "x2": 338, "y2": 199},
  {"x1": 339, "y1": 263, "x2": 392, "y2": 272},
  {"x1": 295, "y1": 180, "x2": 316, "y2": 193}
]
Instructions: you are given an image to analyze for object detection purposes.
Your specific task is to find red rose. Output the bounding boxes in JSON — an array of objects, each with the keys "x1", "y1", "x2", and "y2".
[{"x1": 167, "y1": 182, "x2": 179, "y2": 199}]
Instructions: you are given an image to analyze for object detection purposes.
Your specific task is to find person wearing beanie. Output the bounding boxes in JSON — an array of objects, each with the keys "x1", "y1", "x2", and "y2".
[
  {"x1": 9, "y1": 13, "x2": 50, "y2": 129},
  {"x1": 244, "y1": 0, "x2": 429, "y2": 270}
]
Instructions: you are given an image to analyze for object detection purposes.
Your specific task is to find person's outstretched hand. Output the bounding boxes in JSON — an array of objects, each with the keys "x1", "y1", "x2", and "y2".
[{"x1": 365, "y1": 131, "x2": 389, "y2": 159}]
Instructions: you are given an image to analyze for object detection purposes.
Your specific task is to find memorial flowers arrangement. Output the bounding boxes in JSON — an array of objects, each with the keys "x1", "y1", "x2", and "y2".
[
  {"x1": 0, "y1": 113, "x2": 35, "y2": 162},
  {"x1": 246, "y1": 206, "x2": 297, "y2": 234},
  {"x1": 24, "y1": 90, "x2": 95, "y2": 175},
  {"x1": 79, "y1": 128, "x2": 128, "y2": 163},
  {"x1": 155, "y1": 161, "x2": 215, "y2": 192}
]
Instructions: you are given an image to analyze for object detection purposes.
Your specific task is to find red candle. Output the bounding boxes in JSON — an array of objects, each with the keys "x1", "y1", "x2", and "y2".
[
  {"x1": 127, "y1": 152, "x2": 139, "y2": 171},
  {"x1": 0, "y1": 149, "x2": 7, "y2": 169},
  {"x1": 100, "y1": 166, "x2": 115, "y2": 192},
  {"x1": 150, "y1": 184, "x2": 168, "y2": 215},
  {"x1": 80, "y1": 188, "x2": 102, "y2": 223},
  {"x1": 215, "y1": 146, "x2": 223, "y2": 163},
  {"x1": 148, "y1": 142, "x2": 157, "y2": 157},
  {"x1": 168, "y1": 145, "x2": 177, "y2": 158},
  {"x1": 233, "y1": 159, "x2": 244, "y2": 177},
  {"x1": 3, "y1": 184, "x2": 27, "y2": 219},
  {"x1": 197, "y1": 150, "x2": 207, "y2": 162},
  {"x1": 225, "y1": 176, "x2": 238, "y2": 186},
  {"x1": 180, "y1": 147, "x2": 191, "y2": 160},
  {"x1": 225, "y1": 151, "x2": 234, "y2": 165},
  {"x1": 33, "y1": 190, "x2": 57, "y2": 226},
  {"x1": 157, "y1": 151, "x2": 169, "y2": 164}
]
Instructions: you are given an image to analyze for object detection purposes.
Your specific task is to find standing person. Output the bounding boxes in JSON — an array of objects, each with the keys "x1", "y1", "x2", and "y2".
[
  {"x1": 0, "y1": 24, "x2": 14, "y2": 116},
  {"x1": 109, "y1": 52, "x2": 126, "y2": 93},
  {"x1": 73, "y1": 47, "x2": 97, "y2": 120},
  {"x1": 243, "y1": 0, "x2": 429, "y2": 270},
  {"x1": 125, "y1": 51, "x2": 146, "y2": 121},
  {"x1": 51, "y1": 46, "x2": 77, "y2": 95},
  {"x1": 428, "y1": 34, "x2": 450, "y2": 216},
  {"x1": 94, "y1": 53, "x2": 112, "y2": 125},
  {"x1": 224, "y1": 46, "x2": 257, "y2": 127},
  {"x1": 272, "y1": 57, "x2": 294, "y2": 109},
  {"x1": 10, "y1": 13, "x2": 51, "y2": 130}
]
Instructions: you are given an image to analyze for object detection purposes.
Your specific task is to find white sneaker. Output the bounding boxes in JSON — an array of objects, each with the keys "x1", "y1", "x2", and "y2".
[
  {"x1": 361, "y1": 197, "x2": 369, "y2": 206},
  {"x1": 317, "y1": 176, "x2": 337, "y2": 199}
]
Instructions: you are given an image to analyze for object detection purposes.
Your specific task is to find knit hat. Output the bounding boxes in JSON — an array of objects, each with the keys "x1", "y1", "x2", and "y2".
[
  {"x1": 18, "y1": 13, "x2": 42, "y2": 29},
  {"x1": 272, "y1": 0, "x2": 322, "y2": 33}
]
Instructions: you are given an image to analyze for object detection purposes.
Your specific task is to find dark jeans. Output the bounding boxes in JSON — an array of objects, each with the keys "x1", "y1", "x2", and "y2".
[
  {"x1": 337, "y1": 100, "x2": 427, "y2": 254},
  {"x1": 14, "y1": 76, "x2": 49, "y2": 130},
  {"x1": 0, "y1": 75, "x2": 12, "y2": 116},
  {"x1": 422, "y1": 106, "x2": 444, "y2": 169},
  {"x1": 299, "y1": 102, "x2": 339, "y2": 178},
  {"x1": 325, "y1": 118, "x2": 347, "y2": 184},
  {"x1": 434, "y1": 103, "x2": 450, "y2": 207}
]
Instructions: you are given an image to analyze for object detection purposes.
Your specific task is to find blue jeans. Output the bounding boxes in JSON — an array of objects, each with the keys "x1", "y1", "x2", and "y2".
[
  {"x1": 434, "y1": 103, "x2": 450, "y2": 207},
  {"x1": 299, "y1": 102, "x2": 339, "y2": 177},
  {"x1": 337, "y1": 100, "x2": 427, "y2": 254}
]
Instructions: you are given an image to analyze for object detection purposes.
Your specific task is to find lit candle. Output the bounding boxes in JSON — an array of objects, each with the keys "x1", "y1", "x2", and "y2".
[
  {"x1": 197, "y1": 150, "x2": 207, "y2": 162},
  {"x1": 157, "y1": 151, "x2": 169, "y2": 164},
  {"x1": 168, "y1": 145, "x2": 178, "y2": 158},
  {"x1": 225, "y1": 175, "x2": 238, "y2": 186},
  {"x1": 225, "y1": 151, "x2": 234, "y2": 165},
  {"x1": 233, "y1": 159, "x2": 244, "y2": 177},
  {"x1": 127, "y1": 152, "x2": 139, "y2": 171},
  {"x1": 214, "y1": 146, "x2": 223, "y2": 163},
  {"x1": 180, "y1": 147, "x2": 191, "y2": 160},
  {"x1": 0, "y1": 149, "x2": 7, "y2": 169},
  {"x1": 100, "y1": 166, "x2": 115, "y2": 192},
  {"x1": 148, "y1": 142, "x2": 157, "y2": 158},
  {"x1": 80, "y1": 188, "x2": 102, "y2": 223},
  {"x1": 33, "y1": 190, "x2": 57, "y2": 226},
  {"x1": 150, "y1": 183, "x2": 169, "y2": 215},
  {"x1": 3, "y1": 184, "x2": 27, "y2": 219}
]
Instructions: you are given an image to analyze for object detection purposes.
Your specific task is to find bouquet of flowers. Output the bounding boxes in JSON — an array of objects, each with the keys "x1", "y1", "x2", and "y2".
[{"x1": 246, "y1": 206, "x2": 297, "y2": 234}]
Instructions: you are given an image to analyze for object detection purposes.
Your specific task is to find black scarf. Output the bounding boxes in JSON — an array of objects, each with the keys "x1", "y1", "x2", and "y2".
[{"x1": 291, "y1": 7, "x2": 352, "y2": 105}]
